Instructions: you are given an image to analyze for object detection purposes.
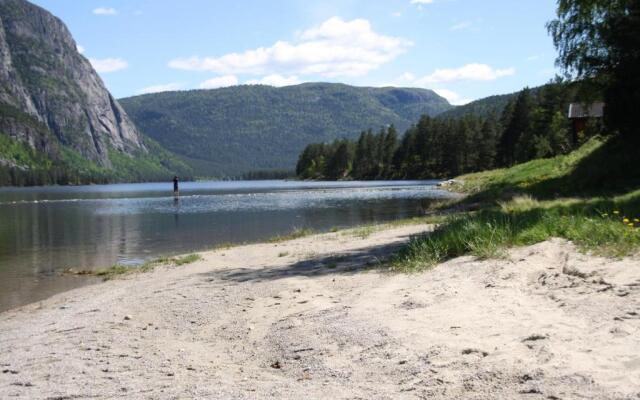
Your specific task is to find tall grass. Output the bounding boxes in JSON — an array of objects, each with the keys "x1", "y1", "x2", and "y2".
[{"x1": 392, "y1": 191, "x2": 640, "y2": 272}]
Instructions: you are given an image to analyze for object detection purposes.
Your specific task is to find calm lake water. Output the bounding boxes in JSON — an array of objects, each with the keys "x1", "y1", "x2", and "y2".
[{"x1": 0, "y1": 180, "x2": 452, "y2": 311}]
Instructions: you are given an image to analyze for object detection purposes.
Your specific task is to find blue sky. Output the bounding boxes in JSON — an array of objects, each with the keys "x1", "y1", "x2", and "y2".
[{"x1": 32, "y1": 0, "x2": 559, "y2": 104}]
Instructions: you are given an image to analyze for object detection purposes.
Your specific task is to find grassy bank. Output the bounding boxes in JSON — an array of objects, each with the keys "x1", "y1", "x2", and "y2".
[
  {"x1": 454, "y1": 136, "x2": 639, "y2": 201},
  {"x1": 393, "y1": 136, "x2": 640, "y2": 272}
]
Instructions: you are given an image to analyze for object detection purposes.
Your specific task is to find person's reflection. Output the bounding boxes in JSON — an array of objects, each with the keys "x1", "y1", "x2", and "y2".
[{"x1": 173, "y1": 196, "x2": 180, "y2": 227}]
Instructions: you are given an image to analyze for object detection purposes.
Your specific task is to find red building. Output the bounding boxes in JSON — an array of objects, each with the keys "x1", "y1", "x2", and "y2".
[{"x1": 568, "y1": 102, "x2": 604, "y2": 142}]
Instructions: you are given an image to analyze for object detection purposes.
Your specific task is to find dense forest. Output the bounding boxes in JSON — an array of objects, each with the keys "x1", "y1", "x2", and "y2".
[
  {"x1": 120, "y1": 83, "x2": 453, "y2": 177},
  {"x1": 296, "y1": 82, "x2": 600, "y2": 180}
]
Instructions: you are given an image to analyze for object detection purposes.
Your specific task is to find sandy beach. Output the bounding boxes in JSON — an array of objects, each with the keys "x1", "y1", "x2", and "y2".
[{"x1": 1, "y1": 223, "x2": 639, "y2": 399}]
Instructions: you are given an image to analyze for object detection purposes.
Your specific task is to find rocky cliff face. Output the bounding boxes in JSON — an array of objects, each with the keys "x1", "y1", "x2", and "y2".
[{"x1": 0, "y1": 0, "x2": 145, "y2": 168}]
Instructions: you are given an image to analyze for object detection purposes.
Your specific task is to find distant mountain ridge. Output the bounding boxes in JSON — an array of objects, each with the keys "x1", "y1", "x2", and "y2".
[
  {"x1": 0, "y1": 0, "x2": 190, "y2": 185},
  {"x1": 120, "y1": 83, "x2": 453, "y2": 177}
]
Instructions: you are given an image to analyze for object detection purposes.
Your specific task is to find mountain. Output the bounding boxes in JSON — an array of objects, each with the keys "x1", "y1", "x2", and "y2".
[
  {"x1": 120, "y1": 83, "x2": 452, "y2": 177},
  {"x1": 0, "y1": 0, "x2": 190, "y2": 186}
]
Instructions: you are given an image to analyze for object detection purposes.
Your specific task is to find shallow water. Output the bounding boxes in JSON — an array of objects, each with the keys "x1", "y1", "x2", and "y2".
[{"x1": 0, "y1": 180, "x2": 452, "y2": 311}]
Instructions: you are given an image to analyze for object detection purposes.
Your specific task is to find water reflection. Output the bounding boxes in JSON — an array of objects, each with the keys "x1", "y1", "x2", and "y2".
[{"x1": 0, "y1": 180, "x2": 452, "y2": 311}]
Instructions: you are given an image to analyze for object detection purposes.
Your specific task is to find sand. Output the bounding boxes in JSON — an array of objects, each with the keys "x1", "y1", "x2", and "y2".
[{"x1": 1, "y1": 224, "x2": 639, "y2": 399}]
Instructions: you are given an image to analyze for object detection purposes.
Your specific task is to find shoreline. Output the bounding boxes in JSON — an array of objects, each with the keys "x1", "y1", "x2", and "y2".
[
  {"x1": 0, "y1": 217, "x2": 439, "y2": 314},
  {"x1": 0, "y1": 179, "x2": 455, "y2": 313},
  {"x1": 1, "y1": 223, "x2": 639, "y2": 398}
]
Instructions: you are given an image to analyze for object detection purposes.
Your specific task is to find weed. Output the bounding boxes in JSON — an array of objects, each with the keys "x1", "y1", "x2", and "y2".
[{"x1": 268, "y1": 228, "x2": 314, "y2": 243}]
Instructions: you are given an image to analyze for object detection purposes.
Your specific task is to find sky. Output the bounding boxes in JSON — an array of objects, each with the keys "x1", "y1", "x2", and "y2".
[{"x1": 31, "y1": 0, "x2": 560, "y2": 104}]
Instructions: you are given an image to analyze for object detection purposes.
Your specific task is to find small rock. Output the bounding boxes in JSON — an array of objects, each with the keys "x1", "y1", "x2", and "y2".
[
  {"x1": 519, "y1": 387, "x2": 541, "y2": 394},
  {"x1": 461, "y1": 348, "x2": 489, "y2": 357},
  {"x1": 270, "y1": 361, "x2": 282, "y2": 369},
  {"x1": 10, "y1": 382, "x2": 33, "y2": 387},
  {"x1": 522, "y1": 334, "x2": 548, "y2": 342},
  {"x1": 123, "y1": 315, "x2": 132, "y2": 321}
]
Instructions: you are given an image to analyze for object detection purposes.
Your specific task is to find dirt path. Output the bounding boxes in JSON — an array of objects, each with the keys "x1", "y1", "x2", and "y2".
[{"x1": 1, "y1": 224, "x2": 639, "y2": 399}]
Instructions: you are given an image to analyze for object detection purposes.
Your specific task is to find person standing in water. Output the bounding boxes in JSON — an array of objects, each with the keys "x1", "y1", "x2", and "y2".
[{"x1": 173, "y1": 175, "x2": 179, "y2": 197}]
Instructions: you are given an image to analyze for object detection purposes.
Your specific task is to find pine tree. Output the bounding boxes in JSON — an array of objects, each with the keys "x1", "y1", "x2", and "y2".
[
  {"x1": 498, "y1": 88, "x2": 532, "y2": 166},
  {"x1": 382, "y1": 125, "x2": 398, "y2": 178},
  {"x1": 477, "y1": 114, "x2": 499, "y2": 171},
  {"x1": 326, "y1": 140, "x2": 352, "y2": 179}
]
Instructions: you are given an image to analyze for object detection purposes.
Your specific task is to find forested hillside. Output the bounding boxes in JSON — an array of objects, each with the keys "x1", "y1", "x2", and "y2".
[
  {"x1": 438, "y1": 83, "x2": 558, "y2": 119},
  {"x1": 296, "y1": 82, "x2": 594, "y2": 180},
  {"x1": 120, "y1": 83, "x2": 452, "y2": 177},
  {"x1": 438, "y1": 93, "x2": 517, "y2": 119}
]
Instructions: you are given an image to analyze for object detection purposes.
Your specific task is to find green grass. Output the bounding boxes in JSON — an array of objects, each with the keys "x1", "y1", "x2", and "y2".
[
  {"x1": 268, "y1": 228, "x2": 314, "y2": 243},
  {"x1": 346, "y1": 225, "x2": 378, "y2": 239},
  {"x1": 174, "y1": 254, "x2": 203, "y2": 265},
  {"x1": 211, "y1": 242, "x2": 237, "y2": 251},
  {"x1": 455, "y1": 136, "x2": 639, "y2": 202},
  {"x1": 393, "y1": 190, "x2": 640, "y2": 272},
  {"x1": 392, "y1": 136, "x2": 640, "y2": 272},
  {"x1": 67, "y1": 253, "x2": 203, "y2": 280},
  {"x1": 93, "y1": 264, "x2": 131, "y2": 280}
]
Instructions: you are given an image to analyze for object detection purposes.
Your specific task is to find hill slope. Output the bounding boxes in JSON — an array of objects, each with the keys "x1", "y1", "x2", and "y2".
[
  {"x1": 120, "y1": 83, "x2": 452, "y2": 177},
  {"x1": 0, "y1": 0, "x2": 190, "y2": 185}
]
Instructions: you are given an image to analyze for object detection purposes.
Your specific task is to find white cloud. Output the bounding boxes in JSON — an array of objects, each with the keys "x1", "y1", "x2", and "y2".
[
  {"x1": 392, "y1": 11, "x2": 402, "y2": 17},
  {"x1": 383, "y1": 72, "x2": 416, "y2": 86},
  {"x1": 433, "y1": 89, "x2": 473, "y2": 106},
  {"x1": 199, "y1": 75, "x2": 239, "y2": 89},
  {"x1": 93, "y1": 7, "x2": 117, "y2": 15},
  {"x1": 89, "y1": 57, "x2": 128, "y2": 73},
  {"x1": 526, "y1": 55, "x2": 540, "y2": 61},
  {"x1": 137, "y1": 83, "x2": 183, "y2": 95},
  {"x1": 245, "y1": 74, "x2": 301, "y2": 87},
  {"x1": 169, "y1": 17, "x2": 411, "y2": 78},
  {"x1": 77, "y1": 45, "x2": 85, "y2": 54},
  {"x1": 411, "y1": 0, "x2": 433, "y2": 4},
  {"x1": 450, "y1": 21, "x2": 472, "y2": 31},
  {"x1": 415, "y1": 63, "x2": 515, "y2": 84}
]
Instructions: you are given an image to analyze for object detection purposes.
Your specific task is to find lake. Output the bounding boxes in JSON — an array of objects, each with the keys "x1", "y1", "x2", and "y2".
[{"x1": 0, "y1": 180, "x2": 453, "y2": 311}]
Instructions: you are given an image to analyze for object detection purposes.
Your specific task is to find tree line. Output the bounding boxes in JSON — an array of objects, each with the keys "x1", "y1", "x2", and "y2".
[{"x1": 296, "y1": 82, "x2": 598, "y2": 180}]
